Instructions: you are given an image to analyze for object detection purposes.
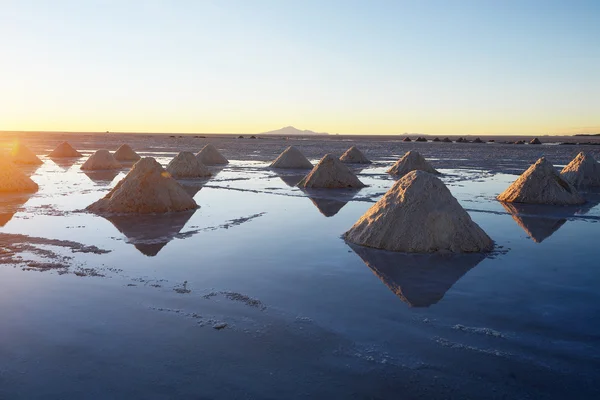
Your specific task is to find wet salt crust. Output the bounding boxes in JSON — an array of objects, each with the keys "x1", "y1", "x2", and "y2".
[{"x1": 1, "y1": 134, "x2": 599, "y2": 399}]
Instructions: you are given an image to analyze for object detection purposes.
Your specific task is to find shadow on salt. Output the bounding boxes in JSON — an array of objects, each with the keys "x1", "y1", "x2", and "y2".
[
  {"x1": 348, "y1": 243, "x2": 486, "y2": 307},
  {"x1": 101, "y1": 210, "x2": 197, "y2": 257}
]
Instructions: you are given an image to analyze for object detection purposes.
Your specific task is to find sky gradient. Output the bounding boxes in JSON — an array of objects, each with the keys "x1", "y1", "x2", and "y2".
[{"x1": 1, "y1": 0, "x2": 599, "y2": 135}]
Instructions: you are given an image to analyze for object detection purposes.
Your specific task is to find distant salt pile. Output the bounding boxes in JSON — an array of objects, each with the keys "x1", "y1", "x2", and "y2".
[
  {"x1": 514, "y1": 140, "x2": 525, "y2": 145},
  {"x1": 0, "y1": 158, "x2": 39, "y2": 193},
  {"x1": 87, "y1": 157, "x2": 198, "y2": 214},
  {"x1": 530, "y1": 138, "x2": 542, "y2": 145},
  {"x1": 113, "y1": 144, "x2": 141, "y2": 162},
  {"x1": 560, "y1": 152, "x2": 600, "y2": 188},
  {"x1": 339, "y1": 146, "x2": 371, "y2": 164},
  {"x1": 473, "y1": 138, "x2": 484, "y2": 143},
  {"x1": 497, "y1": 157, "x2": 585, "y2": 205},
  {"x1": 167, "y1": 151, "x2": 211, "y2": 179},
  {"x1": 48, "y1": 142, "x2": 82, "y2": 158},
  {"x1": 298, "y1": 154, "x2": 365, "y2": 189},
  {"x1": 270, "y1": 146, "x2": 313, "y2": 169},
  {"x1": 81, "y1": 149, "x2": 121, "y2": 171},
  {"x1": 432, "y1": 138, "x2": 441, "y2": 142},
  {"x1": 442, "y1": 137, "x2": 452, "y2": 143},
  {"x1": 387, "y1": 151, "x2": 439, "y2": 176},
  {"x1": 402, "y1": 137, "x2": 412, "y2": 142},
  {"x1": 345, "y1": 171, "x2": 493, "y2": 253},
  {"x1": 10, "y1": 143, "x2": 42, "y2": 165},
  {"x1": 196, "y1": 144, "x2": 228, "y2": 165}
]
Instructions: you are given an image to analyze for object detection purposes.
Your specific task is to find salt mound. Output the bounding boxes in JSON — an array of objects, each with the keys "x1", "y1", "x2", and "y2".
[
  {"x1": 387, "y1": 151, "x2": 439, "y2": 176},
  {"x1": 196, "y1": 144, "x2": 228, "y2": 165},
  {"x1": 497, "y1": 157, "x2": 585, "y2": 205},
  {"x1": 87, "y1": 157, "x2": 198, "y2": 214},
  {"x1": 344, "y1": 170, "x2": 493, "y2": 253},
  {"x1": 530, "y1": 138, "x2": 542, "y2": 145},
  {"x1": 113, "y1": 144, "x2": 141, "y2": 162},
  {"x1": 270, "y1": 146, "x2": 313, "y2": 169},
  {"x1": 339, "y1": 146, "x2": 371, "y2": 164},
  {"x1": 81, "y1": 150, "x2": 121, "y2": 171},
  {"x1": 560, "y1": 152, "x2": 600, "y2": 188},
  {"x1": 10, "y1": 143, "x2": 42, "y2": 165},
  {"x1": 48, "y1": 142, "x2": 82, "y2": 158},
  {"x1": 0, "y1": 158, "x2": 39, "y2": 193},
  {"x1": 167, "y1": 152, "x2": 211, "y2": 178},
  {"x1": 403, "y1": 137, "x2": 412, "y2": 142},
  {"x1": 298, "y1": 154, "x2": 365, "y2": 188},
  {"x1": 442, "y1": 137, "x2": 452, "y2": 143}
]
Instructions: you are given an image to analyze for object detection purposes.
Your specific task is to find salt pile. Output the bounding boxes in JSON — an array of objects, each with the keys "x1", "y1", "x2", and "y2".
[
  {"x1": 387, "y1": 151, "x2": 439, "y2": 176},
  {"x1": 48, "y1": 142, "x2": 82, "y2": 158},
  {"x1": 344, "y1": 170, "x2": 493, "y2": 253},
  {"x1": 87, "y1": 157, "x2": 198, "y2": 214},
  {"x1": 339, "y1": 146, "x2": 371, "y2": 164},
  {"x1": 0, "y1": 158, "x2": 39, "y2": 193},
  {"x1": 403, "y1": 137, "x2": 412, "y2": 142},
  {"x1": 530, "y1": 138, "x2": 542, "y2": 145},
  {"x1": 10, "y1": 143, "x2": 42, "y2": 165},
  {"x1": 113, "y1": 144, "x2": 141, "y2": 162},
  {"x1": 196, "y1": 144, "x2": 228, "y2": 165},
  {"x1": 560, "y1": 152, "x2": 600, "y2": 188},
  {"x1": 501, "y1": 202, "x2": 566, "y2": 243},
  {"x1": 81, "y1": 150, "x2": 121, "y2": 171},
  {"x1": 167, "y1": 152, "x2": 211, "y2": 179},
  {"x1": 270, "y1": 146, "x2": 313, "y2": 169},
  {"x1": 298, "y1": 154, "x2": 365, "y2": 188},
  {"x1": 497, "y1": 157, "x2": 585, "y2": 205}
]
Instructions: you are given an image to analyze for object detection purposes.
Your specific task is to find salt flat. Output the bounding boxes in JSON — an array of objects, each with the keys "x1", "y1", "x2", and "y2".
[{"x1": 1, "y1": 133, "x2": 599, "y2": 399}]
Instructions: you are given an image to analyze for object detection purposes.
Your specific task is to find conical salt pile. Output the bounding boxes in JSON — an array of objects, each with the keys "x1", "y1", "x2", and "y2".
[
  {"x1": 10, "y1": 143, "x2": 42, "y2": 165},
  {"x1": 530, "y1": 138, "x2": 542, "y2": 145},
  {"x1": 497, "y1": 157, "x2": 585, "y2": 205},
  {"x1": 81, "y1": 149, "x2": 122, "y2": 171},
  {"x1": 298, "y1": 154, "x2": 365, "y2": 189},
  {"x1": 87, "y1": 157, "x2": 198, "y2": 214},
  {"x1": 560, "y1": 152, "x2": 600, "y2": 188},
  {"x1": 387, "y1": 151, "x2": 439, "y2": 176},
  {"x1": 196, "y1": 144, "x2": 228, "y2": 165},
  {"x1": 344, "y1": 171, "x2": 493, "y2": 253},
  {"x1": 339, "y1": 146, "x2": 371, "y2": 164},
  {"x1": 270, "y1": 146, "x2": 313, "y2": 169},
  {"x1": 113, "y1": 144, "x2": 141, "y2": 162},
  {"x1": 0, "y1": 158, "x2": 39, "y2": 193},
  {"x1": 166, "y1": 152, "x2": 211, "y2": 179},
  {"x1": 48, "y1": 141, "x2": 82, "y2": 158}
]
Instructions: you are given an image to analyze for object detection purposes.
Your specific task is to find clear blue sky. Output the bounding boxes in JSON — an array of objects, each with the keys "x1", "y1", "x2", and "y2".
[{"x1": 1, "y1": 0, "x2": 598, "y2": 135}]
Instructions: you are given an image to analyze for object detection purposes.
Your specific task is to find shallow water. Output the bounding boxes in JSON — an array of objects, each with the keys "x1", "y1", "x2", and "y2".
[{"x1": 1, "y1": 148, "x2": 600, "y2": 399}]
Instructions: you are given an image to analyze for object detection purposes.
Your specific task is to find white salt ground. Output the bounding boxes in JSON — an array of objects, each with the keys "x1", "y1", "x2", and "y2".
[
  {"x1": 497, "y1": 157, "x2": 585, "y2": 205},
  {"x1": 344, "y1": 170, "x2": 493, "y2": 253},
  {"x1": 86, "y1": 157, "x2": 198, "y2": 214}
]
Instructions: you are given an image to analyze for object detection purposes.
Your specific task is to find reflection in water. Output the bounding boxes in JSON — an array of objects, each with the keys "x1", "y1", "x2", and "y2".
[
  {"x1": 83, "y1": 170, "x2": 120, "y2": 184},
  {"x1": 51, "y1": 158, "x2": 79, "y2": 170},
  {"x1": 501, "y1": 202, "x2": 567, "y2": 243},
  {"x1": 102, "y1": 210, "x2": 197, "y2": 256},
  {"x1": 180, "y1": 183, "x2": 205, "y2": 198},
  {"x1": 348, "y1": 243, "x2": 485, "y2": 307},
  {"x1": 309, "y1": 197, "x2": 348, "y2": 217},
  {"x1": 0, "y1": 194, "x2": 32, "y2": 227},
  {"x1": 275, "y1": 172, "x2": 306, "y2": 187}
]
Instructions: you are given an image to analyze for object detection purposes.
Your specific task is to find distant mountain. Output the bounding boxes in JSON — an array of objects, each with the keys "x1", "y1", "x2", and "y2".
[{"x1": 260, "y1": 126, "x2": 329, "y2": 136}]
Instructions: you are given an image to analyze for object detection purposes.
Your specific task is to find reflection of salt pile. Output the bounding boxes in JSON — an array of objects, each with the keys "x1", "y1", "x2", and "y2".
[
  {"x1": 196, "y1": 144, "x2": 228, "y2": 165},
  {"x1": 345, "y1": 171, "x2": 493, "y2": 253},
  {"x1": 560, "y1": 152, "x2": 600, "y2": 188},
  {"x1": 0, "y1": 158, "x2": 39, "y2": 193},
  {"x1": 501, "y1": 202, "x2": 566, "y2": 243},
  {"x1": 87, "y1": 157, "x2": 197, "y2": 214},
  {"x1": 339, "y1": 146, "x2": 371, "y2": 164},
  {"x1": 113, "y1": 144, "x2": 141, "y2": 162},
  {"x1": 0, "y1": 194, "x2": 31, "y2": 227},
  {"x1": 48, "y1": 142, "x2": 82, "y2": 158},
  {"x1": 270, "y1": 146, "x2": 313, "y2": 169},
  {"x1": 10, "y1": 143, "x2": 42, "y2": 165},
  {"x1": 298, "y1": 154, "x2": 365, "y2": 188},
  {"x1": 309, "y1": 197, "x2": 348, "y2": 217},
  {"x1": 387, "y1": 151, "x2": 439, "y2": 176},
  {"x1": 81, "y1": 149, "x2": 121, "y2": 171},
  {"x1": 349, "y1": 243, "x2": 485, "y2": 307},
  {"x1": 497, "y1": 157, "x2": 585, "y2": 205},
  {"x1": 84, "y1": 170, "x2": 120, "y2": 184},
  {"x1": 103, "y1": 210, "x2": 197, "y2": 256},
  {"x1": 167, "y1": 152, "x2": 211, "y2": 178}
]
